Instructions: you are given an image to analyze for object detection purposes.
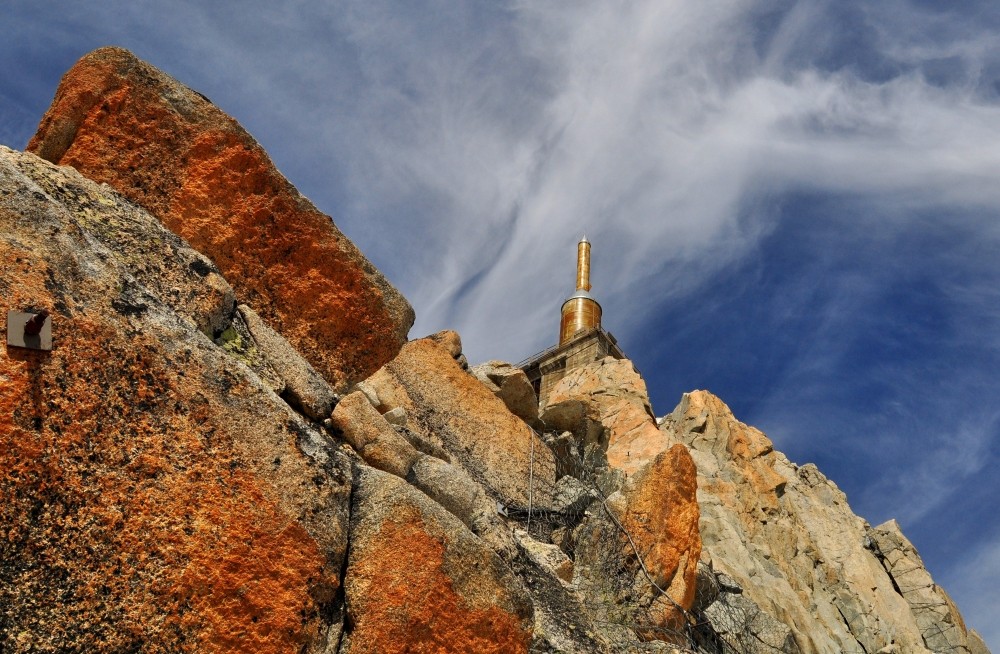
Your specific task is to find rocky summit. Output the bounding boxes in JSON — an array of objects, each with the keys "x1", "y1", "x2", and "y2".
[{"x1": 1, "y1": 48, "x2": 991, "y2": 654}]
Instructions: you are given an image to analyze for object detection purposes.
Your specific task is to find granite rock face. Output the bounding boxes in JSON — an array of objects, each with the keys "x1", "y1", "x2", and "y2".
[
  {"x1": 471, "y1": 360, "x2": 542, "y2": 428},
  {"x1": 573, "y1": 444, "x2": 702, "y2": 642},
  {"x1": 28, "y1": 46, "x2": 414, "y2": 391},
  {"x1": 666, "y1": 390, "x2": 986, "y2": 654},
  {"x1": 12, "y1": 51, "x2": 691, "y2": 653},
  {"x1": 236, "y1": 303, "x2": 336, "y2": 420},
  {"x1": 0, "y1": 146, "x2": 351, "y2": 654},
  {"x1": 869, "y1": 519, "x2": 973, "y2": 653},
  {"x1": 7, "y1": 47, "x2": 991, "y2": 654},
  {"x1": 536, "y1": 357, "x2": 704, "y2": 644}
]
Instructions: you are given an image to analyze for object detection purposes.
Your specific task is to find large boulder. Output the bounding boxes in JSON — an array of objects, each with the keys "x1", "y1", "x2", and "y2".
[
  {"x1": 0, "y1": 146, "x2": 351, "y2": 653},
  {"x1": 365, "y1": 334, "x2": 557, "y2": 510},
  {"x1": 28, "y1": 46, "x2": 414, "y2": 391},
  {"x1": 470, "y1": 360, "x2": 542, "y2": 428},
  {"x1": 340, "y1": 466, "x2": 533, "y2": 654},
  {"x1": 573, "y1": 445, "x2": 701, "y2": 643},
  {"x1": 617, "y1": 445, "x2": 702, "y2": 622}
]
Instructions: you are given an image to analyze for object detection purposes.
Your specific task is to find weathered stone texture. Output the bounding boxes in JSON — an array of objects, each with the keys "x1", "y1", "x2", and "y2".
[
  {"x1": 870, "y1": 519, "x2": 973, "y2": 653},
  {"x1": 340, "y1": 466, "x2": 533, "y2": 654},
  {"x1": 471, "y1": 360, "x2": 542, "y2": 427},
  {"x1": 572, "y1": 445, "x2": 701, "y2": 642},
  {"x1": 543, "y1": 356, "x2": 673, "y2": 475},
  {"x1": 27, "y1": 46, "x2": 414, "y2": 391},
  {"x1": 365, "y1": 334, "x2": 557, "y2": 510},
  {"x1": 618, "y1": 445, "x2": 702, "y2": 620},
  {"x1": 667, "y1": 390, "x2": 985, "y2": 654},
  {"x1": 970, "y1": 630, "x2": 992, "y2": 654},
  {"x1": 330, "y1": 391, "x2": 420, "y2": 479},
  {"x1": 237, "y1": 303, "x2": 335, "y2": 420},
  {"x1": 0, "y1": 146, "x2": 350, "y2": 654}
]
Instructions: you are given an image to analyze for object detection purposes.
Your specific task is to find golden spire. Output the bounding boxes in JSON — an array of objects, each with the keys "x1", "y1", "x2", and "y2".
[
  {"x1": 560, "y1": 236, "x2": 602, "y2": 345},
  {"x1": 576, "y1": 235, "x2": 591, "y2": 291}
]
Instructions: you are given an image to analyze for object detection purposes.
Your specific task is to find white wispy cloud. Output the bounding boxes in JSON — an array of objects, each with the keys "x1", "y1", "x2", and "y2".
[
  {"x1": 10, "y1": 2, "x2": 998, "y2": 365},
  {"x1": 410, "y1": 1, "x2": 1000, "y2": 363}
]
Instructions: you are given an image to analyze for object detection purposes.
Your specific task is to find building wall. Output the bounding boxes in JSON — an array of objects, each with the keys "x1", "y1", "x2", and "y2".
[
  {"x1": 538, "y1": 335, "x2": 599, "y2": 402},
  {"x1": 522, "y1": 330, "x2": 624, "y2": 406}
]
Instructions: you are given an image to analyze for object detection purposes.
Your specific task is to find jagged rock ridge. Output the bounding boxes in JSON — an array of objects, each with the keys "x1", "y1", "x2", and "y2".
[
  {"x1": 1, "y1": 47, "x2": 990, "y2": 654},
  {"x1": 2, "y1": 48, "x2": 704, "y2": 654},
  {"x1": 663, "y1": 389, "x2": 987, "y2": 654},
  {"x1": 0, "y1": 141, "x2": 698, "y2": 652}
]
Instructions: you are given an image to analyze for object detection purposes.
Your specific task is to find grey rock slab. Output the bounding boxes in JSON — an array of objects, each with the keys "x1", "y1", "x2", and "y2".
[{"x1": 238, "y1": 303, "x2": 336, "y2": 420}]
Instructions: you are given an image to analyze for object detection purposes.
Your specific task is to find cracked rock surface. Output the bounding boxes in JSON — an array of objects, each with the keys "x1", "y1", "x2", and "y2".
[
  {"x1": 667, "y1": 390, "x2": 981, "y2": 654},
  {"x1": 0, "y1": 146, "x2": 351, "y2": 654}
]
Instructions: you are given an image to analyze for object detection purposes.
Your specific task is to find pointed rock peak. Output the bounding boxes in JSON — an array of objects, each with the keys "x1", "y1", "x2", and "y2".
[
  {"x1": 29, "y1": 46, "x2": 414, "y2": 391},
  {"x1": 667, "y1": 389, "x2": 775, "y2": 460},
  {"x1": 676, "y1": 389, "x2": 736, "y2": 421}
]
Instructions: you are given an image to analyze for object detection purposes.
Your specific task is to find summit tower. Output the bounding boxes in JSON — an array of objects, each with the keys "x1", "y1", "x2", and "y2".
[
  {"x1": 518, "y1": 237, "x2": 626, "y2": 404},
  {"x1": 559, "y1": 236, "x2": 602, "y2": 345}
]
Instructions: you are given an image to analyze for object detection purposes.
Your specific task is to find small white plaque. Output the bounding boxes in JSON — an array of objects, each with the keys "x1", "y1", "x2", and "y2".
[{"x1": 6, "y1": 311, "x2": 53, "y2": 351}]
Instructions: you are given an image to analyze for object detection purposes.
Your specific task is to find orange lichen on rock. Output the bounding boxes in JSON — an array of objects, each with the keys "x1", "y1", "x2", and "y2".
[
  {"x1": 28, "y1": 46, "x2": 414, "y2": 390},
  {"x1": 1, "y1": 148, "x2": 350, "y2": 653},
  {"x1": 342, "y1": 468, "x2": 533, "y2": 654},
  {"x1": 569, "y1": 441, "x2": 701, "y2": 645},
  {"x1": 618, "y1": 444, "x2": 702, "y2": 627},
  {"x1": 347, "y1": 508, "x2": 529, "y2": 654},
  {"x1": 0, "y1": 316, "x2": 331, "y2": 653}
]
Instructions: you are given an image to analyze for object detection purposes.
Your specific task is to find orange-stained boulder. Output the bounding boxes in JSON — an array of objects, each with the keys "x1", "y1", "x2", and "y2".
[
  {"x1": 543, "y1": 356, "x2": 675, "y2": 475},
  {"x1": 0, "y1": 146, "x2": 351, "y2": 653},
  {"x1": 340, "y1": 466, "x2": 533, "y2": 654},
  {"x1": 617, "y1": 445, "x2": 702, "y2": 629},
  {"x1": 572, "y1": 445, "x2": 701, "y2": 642},
  {"x1": 365, "y1": 334, "x2": 557, "y2": 510},
  {"x1": 28, "y1": 46, "x2": 414, "y2": 391}
]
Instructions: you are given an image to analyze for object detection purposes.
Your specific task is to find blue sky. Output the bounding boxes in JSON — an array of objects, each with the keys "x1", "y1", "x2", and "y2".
[{"x1": 4, "y1": 0, "x2": 999, "y2": 646}]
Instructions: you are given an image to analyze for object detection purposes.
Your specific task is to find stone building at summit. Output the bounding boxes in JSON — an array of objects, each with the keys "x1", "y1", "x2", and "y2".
[{"x1": 518, "y1": 237, "x2": 627, "y2": 404}]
